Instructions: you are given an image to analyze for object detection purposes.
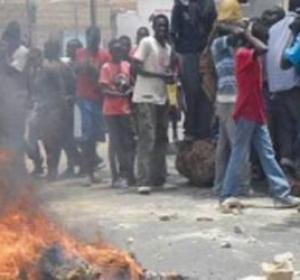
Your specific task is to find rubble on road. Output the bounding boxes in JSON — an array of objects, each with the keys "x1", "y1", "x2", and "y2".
[
  {"x1": 159, "y1": 214, "x2": 179, "y2": 222},
  {"x1": 38, "y1": 245, "x2": 102, "y2": 280},
  {"x1": 219, "y1": 198, "x2": 245, "y2": 214},
  {"x1": 234, "y1": 225, "x2": 244, "y2": 234},
  {"x1": 127, "y1": 237, "x2": 134, "y2": 244},
  {"x1": 239, "y1": 277, "x2": 266, "y2": 280},
  {"x1": 144, "y1": 271, "x2": 190, "y2": 280},
  {"x1": 262, "y1": 252, "x2": 294, "y2": 280},
  {"x1": 138, "y1": 186, "x2": 152, "y2": 195},
  {"x1": 196, "y1": 216, "x2": 214, "y2": 222},
  {"x1": 220, "y1": 241, "x2": 232, "y2": 249},
  {"x1": 240, "y1": 252, "x2": 295, "y2": 280}
]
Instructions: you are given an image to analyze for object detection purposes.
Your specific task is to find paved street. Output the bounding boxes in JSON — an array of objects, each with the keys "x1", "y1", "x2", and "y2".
[{"x1": 32, "y1": 153, "x2": 300, "y2": 280}]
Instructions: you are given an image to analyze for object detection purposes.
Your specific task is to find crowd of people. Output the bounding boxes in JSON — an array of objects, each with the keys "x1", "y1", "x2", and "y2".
[{"x1": 2, "y1": 0, "x2": 300, "y2": 209}]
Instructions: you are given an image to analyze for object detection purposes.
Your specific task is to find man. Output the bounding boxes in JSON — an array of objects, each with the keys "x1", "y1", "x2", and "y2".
[
  {"x1": 266, "y1": 0, "x2": 300, "y2": 176},
  {"x1": 171, "y1": 0, "x2": 217, "y2": 140},
  {"x1": 221, "y1": 21, "x2": 300, "y2": 208},
  {"x1": 133, "y1": 14, "x2": 172, "y2": 193},
  {"x1": 75, "y1": 26, "x2": 110, "y2": 186}
]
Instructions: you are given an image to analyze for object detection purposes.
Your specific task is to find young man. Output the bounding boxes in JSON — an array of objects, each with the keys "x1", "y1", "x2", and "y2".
[
  {"x1": 75, "y1": 26, "x2": 110, "y2": 186},
  {"x1": 211, "y1": 24, "x2": 250, "y2": 195},
  {"x1": 133, "y1": 14, "x2": 173, "y2": 193},
  {"x1": 220, "y1": 21, "x2": 300, "y2": 208},
  {"x1": 171, "y1": 0, "x2": 217, "y2": 140},
  {"x1": 100, "y1": 39, "x2": 135, "y2": 188}
]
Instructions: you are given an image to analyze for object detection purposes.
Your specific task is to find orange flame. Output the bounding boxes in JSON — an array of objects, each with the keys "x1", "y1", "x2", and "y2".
[
  {"x1": 0, "y1": 198, "x2": 143, "y2": 280},
  {"x1": 0, "y1": 149, "x2": 143, "y2": 280}
]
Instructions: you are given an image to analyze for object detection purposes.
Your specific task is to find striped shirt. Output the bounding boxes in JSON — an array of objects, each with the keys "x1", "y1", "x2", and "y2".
[{"x1": 211, "y1": 35, "x2": 237, "y2": 103}]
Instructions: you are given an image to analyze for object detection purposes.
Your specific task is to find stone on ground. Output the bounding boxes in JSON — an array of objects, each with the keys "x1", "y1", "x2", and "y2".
[{"x1": 176, "y1": 140, "x2": 215, "y2": 186}]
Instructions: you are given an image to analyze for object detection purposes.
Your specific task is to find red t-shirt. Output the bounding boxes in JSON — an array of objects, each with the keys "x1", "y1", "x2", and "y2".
[
  {"x1": 233, "y1": 47, "x2": 267, "y2": 124},
  {"x1": 76, "y1": 48, "x2": 111, "y2": 102},
  {"x1": 100, "y1": 61, "x2": 131, "y2": 116}
]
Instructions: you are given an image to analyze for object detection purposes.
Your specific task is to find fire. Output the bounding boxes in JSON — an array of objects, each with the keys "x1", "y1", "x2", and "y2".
[
  {"x1": 0, "y1": 149, "x2": 143, "y2": 280},
  {"x1": 0, "y1": 199, "x2": 143, "y2": 280}
]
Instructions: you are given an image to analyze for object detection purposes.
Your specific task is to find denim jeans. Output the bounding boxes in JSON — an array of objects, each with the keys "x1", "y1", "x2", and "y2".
[
  {"x1": 220, "y1": 118, "x2": 291, "y2": 200},
  {"x1": 214, "y1": 103, "x2": 250, "y2": 194}
]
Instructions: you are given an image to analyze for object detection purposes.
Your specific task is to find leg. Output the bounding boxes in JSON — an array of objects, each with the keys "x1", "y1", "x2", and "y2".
[
  {"x1": 108, "y1": 138, "x2": 119, "y2": 183},
  {"x1": 252, "y1": 124, "x2": 291, "y2": 199},
  {"x1": 136, "y1": 103, "x2": 156, "y2": 186},
  {"x1": 44, "y1": 139, "x2": 61, "y2": 181},
  {"x1": 26, "y1": 108, "x2": 43, "y2": 174},
  {"x1": 81, "y1": 140, "x2": 96, "y2": 182},
  {"x1": 150, "y1": 105, "x2": 169, "y2": 186},
  {"x1": 220, "y1": 119, "x2": 256, "y2": 200},
  {"x1": 214, "y1": 118, "x2": 231, "y2": 194},
  {"x1": 179, "y1": 53, "x2": 213, "y2": 139},
  {"x1": 63, "y1": 108, "x2": 82, "y2": 175},
  {"x1": 273, "y1": 93, "x2": 295, "y2": 171},
  {"x1": 118, "y1": 115, "x2": 136, "y2": 184},
  {"x1": 285, "y1": 88, "x2": 300, "y2": 169},
  {"x1": 106, "y1": 117, "x2": 121, "y2": 184}
]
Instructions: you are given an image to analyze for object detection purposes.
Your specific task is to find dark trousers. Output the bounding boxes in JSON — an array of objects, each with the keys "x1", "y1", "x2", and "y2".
[
  {"x1": 26, "y1": 141, "x2": 43, "y2": 170},
  {"x1": 270, "y1": 87, "x2": 300, "y2": 166},
  {"x1": 62, "y1": 106, "x2": 81, "y2": 170},
  {"x1": 81, "y1": 140, "x2": 96, "y2": 178},
  {"x1": 136, "y1": 103, "x2": 168, "y2": 186},
  {"x1": 26, "y1": 105, "x2": 43, "y2": 170},
  {"x1": 106, "y1": 115, "x2": 135, "y2": 182},
  {"x1": 44, "y1": 140, "x2": 61, "y2": 179},
  {"x1": 41, "y1": 106, "x2": 65, "y2": 180},
  {"x1": 178, "y1": 53, "x2": 213, "y2": 139}
]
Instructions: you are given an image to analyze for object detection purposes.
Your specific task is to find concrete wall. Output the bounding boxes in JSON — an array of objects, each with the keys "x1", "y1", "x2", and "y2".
[
  {"x1": 0, "y1": 0, "x2": 113, "y2": 48},
  {"x1": 116, "y1": 0, "x2": 285, "y2": 41}
]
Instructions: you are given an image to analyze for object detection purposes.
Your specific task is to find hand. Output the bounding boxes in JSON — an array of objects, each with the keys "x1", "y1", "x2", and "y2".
[{"x1": 231, "y1": 25, "x2": 245, "y2": 36}]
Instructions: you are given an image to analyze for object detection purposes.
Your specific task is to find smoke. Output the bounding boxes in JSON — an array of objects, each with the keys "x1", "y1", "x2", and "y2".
[{"x1": 0, "y1": 37, "x2": 32, "y2": 212}]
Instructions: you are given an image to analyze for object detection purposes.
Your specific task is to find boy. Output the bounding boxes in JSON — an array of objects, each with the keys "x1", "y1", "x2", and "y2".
[
  {"x1": 100, "y1": 39, "x2": 135, "y2": 188},
  {"x1": 75, "y1": 26, "x2": 110, "y2": 186},
  {"x1": 220, "y1": 21, "x2": 300, "y2": 208}
]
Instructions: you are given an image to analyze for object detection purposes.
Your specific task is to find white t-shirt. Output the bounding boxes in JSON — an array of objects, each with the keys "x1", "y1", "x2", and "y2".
[
  {"x1": 11, "y1": 45, "x2": 29, "y2": 72},
  {"x1": 133, "y1": 36, "x2": 172, "y2": 105}
]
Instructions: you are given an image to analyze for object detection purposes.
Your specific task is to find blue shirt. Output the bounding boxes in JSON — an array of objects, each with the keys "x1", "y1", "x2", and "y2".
[
  {"x1": 211, "y1": 36, "x2": 237, "y2": 103},
  {"x1": 285, "y1": 34, "x2": 300, "y2": 75}
]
